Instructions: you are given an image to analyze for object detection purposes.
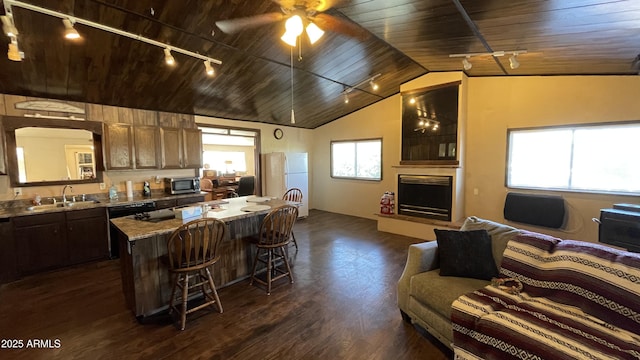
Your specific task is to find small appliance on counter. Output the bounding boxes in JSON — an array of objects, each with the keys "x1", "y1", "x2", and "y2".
[{"x1": 164, "y1": 177, "x2": 200, "y2": 194}]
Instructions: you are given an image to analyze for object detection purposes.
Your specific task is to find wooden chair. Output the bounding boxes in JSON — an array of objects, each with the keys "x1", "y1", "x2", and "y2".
[
  {"x1": 282, "y1": 188, "x2": 303, "y2": 249},
  {"x1": 249, "y1": 205, "x2": 298, "y2": 295},
  {"x1": 167, "y1": 218, "x2": 226, "y2": 330}
]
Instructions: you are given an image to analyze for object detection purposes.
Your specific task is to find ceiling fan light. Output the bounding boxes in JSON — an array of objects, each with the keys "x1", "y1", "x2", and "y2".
[
  {"x1": 62, "y1": 18, "x2": 80, "y2": 40},
  {"x1": 305, "y1": 22, "x2": 324, "y2": 44},
  {"x1": 164, "y1": 47, "x2": 175, "y2": 65},
  {"x1": 204, "y1": 60, "x2": 214, "y2": 76},
  {"x1": 462, "y1": 57, "x2": 472, "y2": 71},
  {"x1": 509, "y1": 54, "x2": 520, "y2": 69},
  {"x1": 285, "y1": 15, "x2": 304, "y2": 37},
  {"x1": 281, "y1": 30, "x2": 298, "y2": 47}
]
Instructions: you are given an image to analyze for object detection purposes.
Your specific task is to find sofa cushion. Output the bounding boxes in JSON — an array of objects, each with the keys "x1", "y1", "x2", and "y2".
[
  {"x1": 410, "y1": 270, "x2": 489, "y2": 319},
  {"x1": 460, "y1": 216, "x2": 521, "y2": 268},
  {"x1": 435, "y1": 229, "x2": 499, "y2": 280},
  {"x1": 500, "y1": 230, "x2": 640, "y2": 334}
]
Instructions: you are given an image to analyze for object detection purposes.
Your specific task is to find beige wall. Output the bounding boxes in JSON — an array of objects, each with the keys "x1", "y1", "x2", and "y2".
[{"x1": 311, "y1": 74, "x2": 640, "y2": 243}]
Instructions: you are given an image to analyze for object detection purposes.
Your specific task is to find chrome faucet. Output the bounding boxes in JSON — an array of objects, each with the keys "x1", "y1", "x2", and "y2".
[{"x1": 62, "y1": 185, "x2": 73, "y2": 203}]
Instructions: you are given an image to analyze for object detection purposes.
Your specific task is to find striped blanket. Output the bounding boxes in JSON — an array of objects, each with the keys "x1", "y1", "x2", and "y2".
[{"x1": 451, "y1": 231, "x2": 640, "y2": 360}]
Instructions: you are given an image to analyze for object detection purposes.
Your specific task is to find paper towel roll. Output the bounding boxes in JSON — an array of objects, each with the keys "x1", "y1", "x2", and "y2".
[{"x1": 126, "y1": 180, "x2": 133, "y2": 199}]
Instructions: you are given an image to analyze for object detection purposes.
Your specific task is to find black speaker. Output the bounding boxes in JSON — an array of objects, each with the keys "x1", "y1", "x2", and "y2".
[{"x1": 504, "y1": 192, "x2": 565, "y2": 229}]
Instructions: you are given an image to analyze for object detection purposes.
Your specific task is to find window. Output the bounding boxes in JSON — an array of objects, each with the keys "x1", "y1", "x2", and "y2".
[
  {"x1": 507, "y1": 122, "x2": 640, "y2": 195},
  {"x1": 331, "y1": 138, "x2": 382, "y2": 180}
]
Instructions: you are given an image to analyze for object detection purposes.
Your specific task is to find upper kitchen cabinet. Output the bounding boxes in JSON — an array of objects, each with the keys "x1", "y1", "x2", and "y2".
[
  {"x1": 104, "y1": 123, "x2": 134, "y2": 170},
  {"x1": 133, "y1": 126, "x2": 159, "y2": 169},
  {"x1": 159, "y1": 127, "x2": 182, "y2": 169},
  {"x1": 183, "y1": 128, "x2": 202, "y2": 168}
]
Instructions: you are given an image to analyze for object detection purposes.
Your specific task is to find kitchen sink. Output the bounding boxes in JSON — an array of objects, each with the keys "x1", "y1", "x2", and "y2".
[{"x1": 26, "y1": 200, "x2": 100, "y2": 211}]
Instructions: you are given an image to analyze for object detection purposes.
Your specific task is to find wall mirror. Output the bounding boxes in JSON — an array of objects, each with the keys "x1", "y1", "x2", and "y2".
[
  {"x1": 2, "y1": 116, "x2": 105, "y2": 187},
  {"x1": 401, "y1": 81, "x2": 460, "y2": 165}
]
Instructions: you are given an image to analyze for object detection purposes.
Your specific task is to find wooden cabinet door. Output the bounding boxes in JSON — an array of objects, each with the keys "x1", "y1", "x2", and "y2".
[
  {"x1": 133, "y1": 126, "x2": 159, "y2": 169},
  {"x1": 104, "y1": 123, "x2": 134, "y2": 170},
  {"x1": 14, "y1": 213, "x2": 66, "y2": 275},
  {"x1": 66, "y1": 208, "x2": 109, "y2": 264},
  {"x1": 159, "y1": 127, "x2": 182, "y2": 169},
  {"x1": 154, "y1": 198, "x2": 176, "y2": 210},
  {"x1": 182, "y1": 128, "x2": 202, "y2": 168},
  {"x1": 0, "y1": 218, "x2": 17, "y2": 283},
  {"x1": 176, "y1": 195, "x2": 205, "y2": 206}
]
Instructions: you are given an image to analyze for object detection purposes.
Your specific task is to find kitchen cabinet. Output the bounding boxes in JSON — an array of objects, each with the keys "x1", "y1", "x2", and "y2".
[
  {"x1": 104, "y1": 123, "x2": 134, "y2": 170},
  {"x1": 14, "y1": 212, "x2": 67, "y2": 275},
  {"x1": 133, "y1": 125, "x2": 159, "y2": 169},
  {"x1": 0, "y1": 218, "x2": 17, "y2": 283},
  {"x1": 176, "y1": 194, "x2": 205, "y2": 206},
  {"x1": 155, "y1": 198, "x2": 176, "y2": 210},
  {"x1": 182, "y1": 128, "x2": 203, "y2": 168},
  {"x1": 0, "y1": 128, "x2": 6, "y2": 174},
  {"x1": 13, "y1": 208, "x2": 109, "y2": 276},
  {"x1": 160, "y1": 127, "x2": 203, "y2": 169},
  {"x1": 159, "y1": 127, "x2": 182, "y2": 169},
  {"x1": 67, "y1": 208, "x2": 109, "y2": 264}
]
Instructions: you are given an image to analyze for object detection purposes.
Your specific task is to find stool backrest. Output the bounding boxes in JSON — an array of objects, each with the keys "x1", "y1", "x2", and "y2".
[
  {"x1": 282, "y1": 188, "x2": 303, "y2": 203},
  {"x1": 258, "y1": 205, "x2": 298, "y2": 247},
  {"x1": 167, "y1": 218, "x2": 226, "y2": 270},
  {"x1": 200, "y1": 178, "x2": 214, "y2": 191}
]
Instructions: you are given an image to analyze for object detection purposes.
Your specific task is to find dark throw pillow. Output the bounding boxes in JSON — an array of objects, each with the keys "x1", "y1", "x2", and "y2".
[{"x1": 434, "y1": 229, "x2": 498, "y2": 280}]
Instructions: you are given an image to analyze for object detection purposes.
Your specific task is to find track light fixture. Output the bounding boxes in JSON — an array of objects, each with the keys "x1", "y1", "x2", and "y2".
[
  {"x1": 7, "y1": 37, "x2": 22, "y2": 61},
  {"x1": 450, "y1": 50, "x2": 527, "y2": 71},
  {"x1": 164, "y1": 47, "x2": 175, "y2": 65},
  {"x1": 462, "y1": 56, "x2": 472, "y2": 71},
  {"x1": 340, "y1": 73, "x2": 382, "y2": 104},
  {"x1": 204, "y1": 60, "x2": 215, "y2": 76},
  {"x1": 1, "y1": 15, "x2": 18, "y2": 37},
  {"x1": 3, "y1": 0, "x2": 221, "y2": 71},
  {"x1": 509, "y1": 53, "x2": 520, "y2": 69},
  {"x1": 62, "y1": 18, "x2": 80, "y2": 40}
]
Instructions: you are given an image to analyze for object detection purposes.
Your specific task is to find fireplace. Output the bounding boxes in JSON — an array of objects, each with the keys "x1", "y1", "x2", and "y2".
[{"x1": 397, "y1": 174, "x2": 452, "y2": 221}]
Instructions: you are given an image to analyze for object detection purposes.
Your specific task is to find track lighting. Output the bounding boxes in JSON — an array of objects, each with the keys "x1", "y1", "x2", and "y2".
[
  {"x1": 1, "y1": 15, "x2": 18, "y2": 37},
  {"x1": 204, "y1": 60, "x2": 214, "y2": 76},
  {"x1": 164, "y1": 47, "x2": 175, "y2": 65},
  {"x1": 450, "y1": 50, "x2": 527, "y2": 70},
  {"x1": 509, "y1": 54, "x2": 520, "y2": 69},
  {"x1": 462, "y1": 57, "x2": 472, "y2": 71},
  {"x1": 3, "y1": 0, "x2": 221, "y2": 70},
  {"x1": 7, "y1": 38, "x2": 22, "y2": 61},
  {"x1": 62, "y1": 18, "x2": 80, "y2": 39},
  {"x1": 340, "y1": 73, "x2": 382, "y2": 103}
]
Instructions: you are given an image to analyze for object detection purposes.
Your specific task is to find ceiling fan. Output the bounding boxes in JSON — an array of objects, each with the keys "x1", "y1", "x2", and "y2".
[{"x1": 215, "y1": 0, "x2": 369, "y2": 45}]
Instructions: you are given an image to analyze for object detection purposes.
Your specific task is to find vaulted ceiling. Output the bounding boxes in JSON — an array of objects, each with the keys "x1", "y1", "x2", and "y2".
[{"x1": 1, "y1": 0, "x2": 638, "y2": 129}]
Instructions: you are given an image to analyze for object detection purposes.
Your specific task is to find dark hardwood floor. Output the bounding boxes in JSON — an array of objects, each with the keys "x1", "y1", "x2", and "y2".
[{"x1": 0, "y1": 210, "x2": 452, "y2": 359}]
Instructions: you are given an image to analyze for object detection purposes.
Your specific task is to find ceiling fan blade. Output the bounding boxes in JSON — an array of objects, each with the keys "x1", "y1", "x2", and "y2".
[
  {"x1": 215, "y1": 12, "x2": 284, "y2": 34},
  {"x1": 312, "y1": 13, "x2": 369, "y2": 41},
  {"x1": 309, "y1": 0, "x2": 346, "y2": 12}
]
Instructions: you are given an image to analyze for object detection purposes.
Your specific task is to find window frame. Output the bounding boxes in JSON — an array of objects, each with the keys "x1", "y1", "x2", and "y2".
[
  {"x1": 505, "y1": 120, "x2": 640, "y2": 196},
  {"x1": 330, "y1": 137, "x2": 383, "y2": 181}
]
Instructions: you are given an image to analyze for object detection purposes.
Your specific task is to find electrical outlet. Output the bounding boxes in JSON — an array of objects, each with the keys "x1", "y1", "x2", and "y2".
[
  {"x1": 99, "y1": 182, "x2": 106, "y2": 190},
  {"x1": 14, "y1": 188, "x2": 23, "y2": 196}
]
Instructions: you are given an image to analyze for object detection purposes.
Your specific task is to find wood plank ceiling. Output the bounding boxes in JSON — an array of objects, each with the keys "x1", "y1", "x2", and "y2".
[{"x1": 0, "y1": 0, "x2": 638, "y2": 129}]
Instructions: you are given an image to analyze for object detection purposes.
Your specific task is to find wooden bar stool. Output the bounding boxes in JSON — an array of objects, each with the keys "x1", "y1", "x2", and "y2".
[
  {"x1": 167, "y1": 218, "x2": 226, "y2": 330},
  {"x1": 249, "y1": 205, "x2": 298, "y2": 295},
  {"x1": 282, "y1": 188, "x2": 303, "y2": 249}
]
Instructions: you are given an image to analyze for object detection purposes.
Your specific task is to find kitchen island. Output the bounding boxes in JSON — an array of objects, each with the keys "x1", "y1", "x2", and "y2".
[{"x1": 111, "y1": 196, "x2": 291, "y2": 319}]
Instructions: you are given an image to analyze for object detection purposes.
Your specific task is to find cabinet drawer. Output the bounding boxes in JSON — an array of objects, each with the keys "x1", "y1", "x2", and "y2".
[
  {"x1": 155, "y1": 199, "x2": 176, "y2": 210},
  {"x1": 176, "y1": 195, "x2": 205, "y2": 206},
  {"x1": 66, "y1": 207, "x2": 106, "y2": 220},
  {"x1": 13, "y1": 212, "x2": 65, "y2": 227}
]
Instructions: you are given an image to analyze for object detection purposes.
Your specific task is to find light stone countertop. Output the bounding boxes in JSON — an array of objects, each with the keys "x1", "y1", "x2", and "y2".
[{"x1": 110, "y1": 196, "x2": 293, "y2": 241}]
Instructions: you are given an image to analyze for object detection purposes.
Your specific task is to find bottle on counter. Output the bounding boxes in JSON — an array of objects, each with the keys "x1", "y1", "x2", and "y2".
[
  {"x1": 109, "y1": 183, "x2": 119, "y2": 200},
  {"x1": 143, "y1": 181, "x2": 151, "y2": 197}
]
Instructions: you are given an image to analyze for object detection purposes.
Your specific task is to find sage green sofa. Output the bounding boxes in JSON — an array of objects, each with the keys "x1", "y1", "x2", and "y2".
[{"x1": 396, "y1": 216, "x2": 521, "y2": 348}]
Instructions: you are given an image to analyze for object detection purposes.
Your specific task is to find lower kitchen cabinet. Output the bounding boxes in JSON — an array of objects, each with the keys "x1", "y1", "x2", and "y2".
[
  {"x1": 67, "y1": 207, "x2": 109, "y2": 265},
  {"x1": 0, "y1": 217, "x2": 18, "y2": 283},
  {"x1": 14, "y1": 212, "x2": 67, "y2": 275},
  {"x1": 12, "y1": 207, "x2": 109, "y2": 277}
]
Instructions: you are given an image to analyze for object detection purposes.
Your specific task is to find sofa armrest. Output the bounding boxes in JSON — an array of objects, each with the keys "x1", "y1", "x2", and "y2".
[{"x1": 397, "y1": 240, "x2": 439, "y2": 314}]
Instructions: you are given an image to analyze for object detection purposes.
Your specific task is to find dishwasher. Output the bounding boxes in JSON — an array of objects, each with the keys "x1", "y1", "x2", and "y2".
[{"x1": 108, "y1": 201, "x2": 156, "y2": 258}]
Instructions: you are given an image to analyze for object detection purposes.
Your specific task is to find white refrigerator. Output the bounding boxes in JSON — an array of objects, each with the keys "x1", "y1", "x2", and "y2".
[{"x1": 262, "y1": 152, "x2": 309, "y2": 217}]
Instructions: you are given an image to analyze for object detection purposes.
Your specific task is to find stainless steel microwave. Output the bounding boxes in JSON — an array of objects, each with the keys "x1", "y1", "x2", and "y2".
[{"x1": 164, "y1": 177, "x2": 200, "y2": 194}]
